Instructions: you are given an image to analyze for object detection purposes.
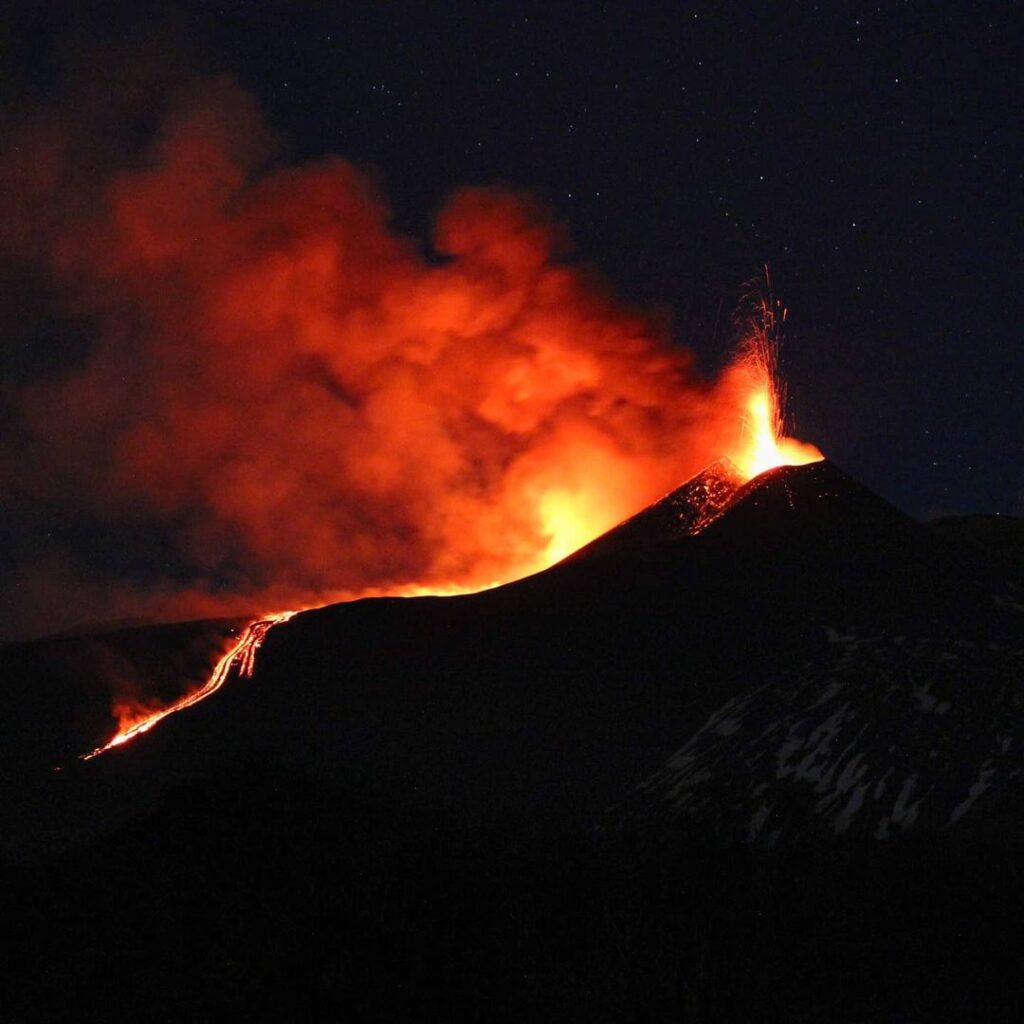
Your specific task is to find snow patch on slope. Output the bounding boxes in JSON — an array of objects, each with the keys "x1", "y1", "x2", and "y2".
[{"x1": 620, "y1": 631, "x2": 1024, "y2": 842}]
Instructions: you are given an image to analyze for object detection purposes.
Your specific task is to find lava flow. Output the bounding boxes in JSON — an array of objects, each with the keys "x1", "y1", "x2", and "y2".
[{"x1": 80, "y1": 611, "x2": 297, "y2": 760}]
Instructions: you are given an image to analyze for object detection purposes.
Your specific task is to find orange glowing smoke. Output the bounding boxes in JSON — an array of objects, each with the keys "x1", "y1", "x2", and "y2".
[
  {"x1": 0, "y1": 74, "x2": 821, "y2": 645},
  {"x1": 81, "y1": 611, "x2": 296, "y2": 759}
]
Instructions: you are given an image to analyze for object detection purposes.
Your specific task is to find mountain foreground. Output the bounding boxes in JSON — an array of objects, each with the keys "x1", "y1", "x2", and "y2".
[{"x1": 2, "y1": 460, "x2": 1023, "y2": 1021}]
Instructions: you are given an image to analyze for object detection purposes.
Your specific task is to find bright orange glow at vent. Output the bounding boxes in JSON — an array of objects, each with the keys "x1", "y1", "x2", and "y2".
[{"x1": 723, "y1": 285, "x2": 823, "y2": 481}]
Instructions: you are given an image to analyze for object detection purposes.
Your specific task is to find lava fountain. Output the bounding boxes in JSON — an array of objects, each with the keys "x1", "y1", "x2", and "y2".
[
  {"x1": 724, "y1": 289, "x2": 823, "y2": 480},
  {"x1": 728, "y1": 345, "x2": 823, "y2": 480}
]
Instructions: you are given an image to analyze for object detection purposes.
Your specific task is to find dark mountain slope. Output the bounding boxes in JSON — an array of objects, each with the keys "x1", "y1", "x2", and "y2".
[
  {"x1": 926, "y1": 513, "x2": 1024, "y2": 575},
  {"x1": 6, "y1": 460, "x2": 1021, "y2": 852},
  {"x1": 3, "y1": 459, "x2": 1023, "y2": 1021}
]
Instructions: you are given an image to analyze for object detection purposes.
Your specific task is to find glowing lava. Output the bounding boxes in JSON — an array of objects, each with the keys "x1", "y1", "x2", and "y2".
[
  {"x1": 725, "y1": 294, "x2": 823, "y2": 481},
  {"x1": 732, "y1": 366, "x2": 823, "y2": 480},
  {"x1": 81, "y1": 611, "x2": 297, "y2": 760}
]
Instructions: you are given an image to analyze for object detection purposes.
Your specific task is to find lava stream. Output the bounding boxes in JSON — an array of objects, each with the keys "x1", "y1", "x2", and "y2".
[{"x1": 80, "y1": 610, "x2": 297, "y2": 760}]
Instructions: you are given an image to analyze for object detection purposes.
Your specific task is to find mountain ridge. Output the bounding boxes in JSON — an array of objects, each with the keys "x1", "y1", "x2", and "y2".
[{"x1": 3, "y1": 457, "x2": 1023, "y2": 1021}]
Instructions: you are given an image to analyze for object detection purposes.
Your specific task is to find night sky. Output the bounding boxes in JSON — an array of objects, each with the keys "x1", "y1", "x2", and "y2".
[
  {"x1": 1, "y1": 1, "x2": 1020, "y2": 636},
  {"x1": 165, "y1": 0, "x2": 1021, "y2": 516}
]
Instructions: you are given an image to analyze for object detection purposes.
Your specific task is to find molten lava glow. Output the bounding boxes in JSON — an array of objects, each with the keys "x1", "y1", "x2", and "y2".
[
  {"x1": 722, "y1": 297, "x2": 823, "y2": 482},
  {"x1": 81, "y1": 611, "x2": 297, "y2": 760},
  {"x1": 734, "y1": 379, "x2": 824, "y2": 480}
]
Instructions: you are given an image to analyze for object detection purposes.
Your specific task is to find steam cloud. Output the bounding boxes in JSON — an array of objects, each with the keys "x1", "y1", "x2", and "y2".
[{"x1": 1, "y1": 71, "x2": 757, "y2": 639}]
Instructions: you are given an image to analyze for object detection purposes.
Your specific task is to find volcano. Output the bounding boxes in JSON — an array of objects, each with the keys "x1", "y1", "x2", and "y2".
[{"x1": 3, "y1": 460, "x2": 1023, "y2": 1021}]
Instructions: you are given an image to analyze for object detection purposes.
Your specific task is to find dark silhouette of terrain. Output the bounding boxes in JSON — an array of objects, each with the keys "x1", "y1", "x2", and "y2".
[{"x1": 2, "y1": 461, "x2": 1023, "y2": 1021}]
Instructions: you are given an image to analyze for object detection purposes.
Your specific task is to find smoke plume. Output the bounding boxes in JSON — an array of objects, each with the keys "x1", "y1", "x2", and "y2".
[{"x1": 1, "y1": 72, "x2": 761, "y2": 638}]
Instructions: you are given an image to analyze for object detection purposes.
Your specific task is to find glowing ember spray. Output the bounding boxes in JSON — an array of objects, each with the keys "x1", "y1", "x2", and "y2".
[{"x1": 724, "y1": 277, "x2": 823, "y2": 480}]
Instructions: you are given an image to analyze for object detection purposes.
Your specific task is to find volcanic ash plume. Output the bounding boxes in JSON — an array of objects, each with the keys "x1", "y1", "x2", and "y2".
[{"x1": 0, "y1": 74, "x2": 818, "y2": 637}]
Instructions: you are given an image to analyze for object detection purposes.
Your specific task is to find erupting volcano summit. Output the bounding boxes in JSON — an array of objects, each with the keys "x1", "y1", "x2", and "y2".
[{"x1": 75, "y1": 331, "x2": 823, "y2": 763}]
